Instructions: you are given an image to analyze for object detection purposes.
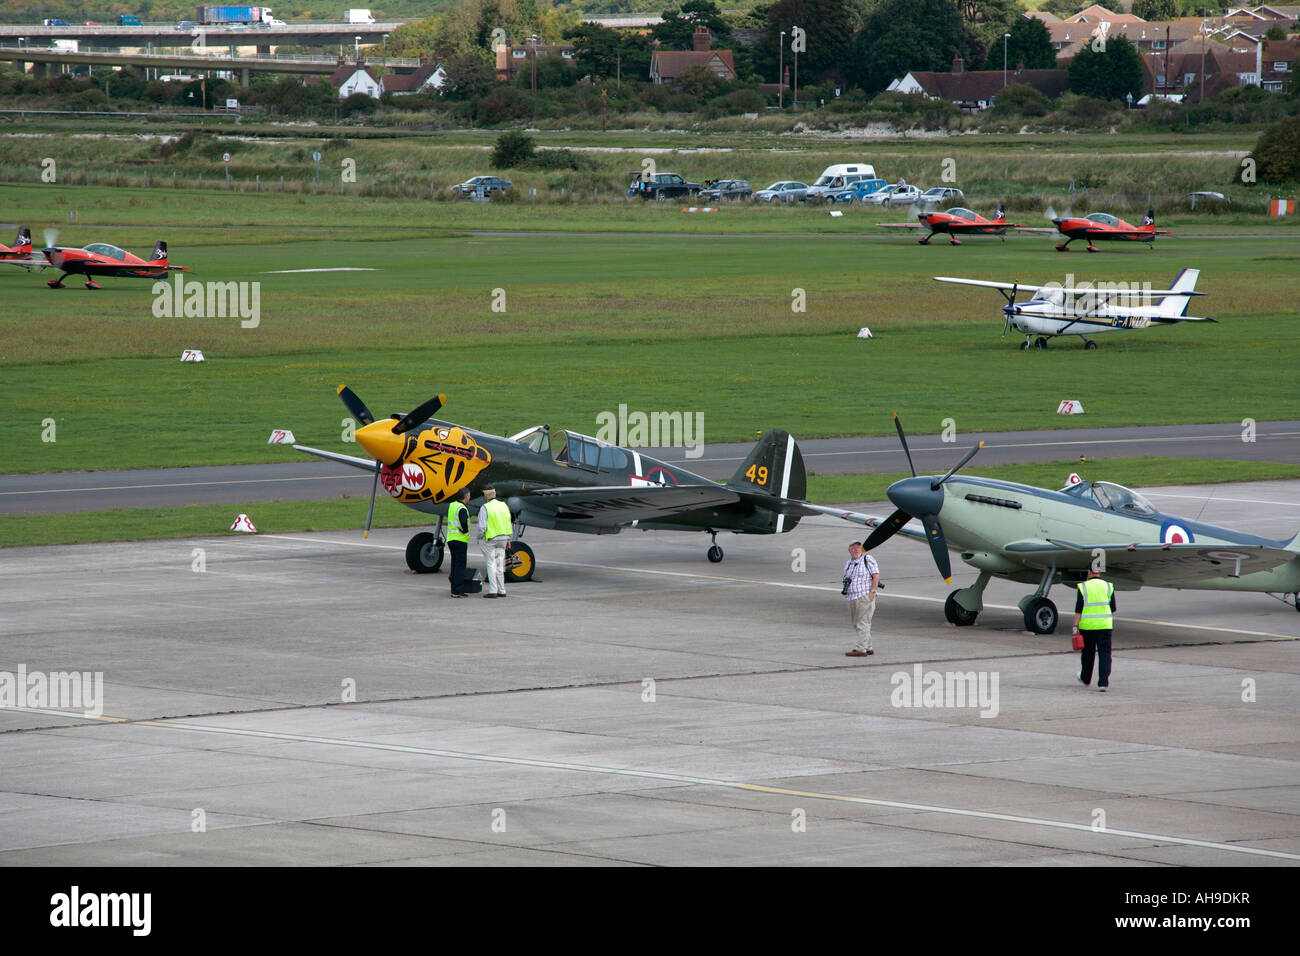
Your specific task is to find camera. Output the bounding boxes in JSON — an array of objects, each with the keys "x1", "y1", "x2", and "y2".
[{"x1": 841, "y1": 576, "x2": 852, "y2": 595}]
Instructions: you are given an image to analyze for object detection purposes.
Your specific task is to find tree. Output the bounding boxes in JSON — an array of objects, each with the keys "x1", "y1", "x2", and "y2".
[
  {"x1": 1067, "y1": 34, "x2": 1144, "y2": 102},
  {"x1": 491, "y1": 130, "x2": 535, "y2": 168},
  {"x1": 565, "y1": 22, "x2": 653, "y2": 82},
  {"x1": 1132, "y1": 0, "x2": 1178, "y2": 19},
  {"x1": 653, "y1": 0, "x2": 732, "y2": 50},
  {"x1": 752, "y1": 0, "x2": 855, "y2": 89},
  {"x1": 1040, "y1": 0, "x2": 1079, "y2": 16},
  {"x1": 441, "y1": 50, "x2": 498, "y2": 100},
  {"x1": 1004, "y1": 15, "x2": 1057, "y2": 71},
  {"x1": 1251, "y1": 115, "x2": 1300, "y2": 185},
  {"x1": 849, "y1": 0, "x2": 966, "y2": 96}
]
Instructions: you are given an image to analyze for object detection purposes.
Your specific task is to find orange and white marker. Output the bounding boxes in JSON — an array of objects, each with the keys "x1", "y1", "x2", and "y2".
[
  {"x1": 267, "y1": 429, "x2": 296, "y2": 444},
  {"x1": 230, "y1": 514, "x2": 257, "y2": 533},
  {"x1": 1056, "y1": 400, "x2": 1085, "y2": 415},
  {"x1": 180, "y1": 349, "x2": 205, "y2": 362}
]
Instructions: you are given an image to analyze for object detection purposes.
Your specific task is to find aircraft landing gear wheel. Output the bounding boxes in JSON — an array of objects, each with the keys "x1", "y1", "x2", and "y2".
[
  {"x1": 707, "y1": 545, "x2": 724, "y2": 563},
  {"x1": 1035, "y1": 337, "x2": 1048, "y2": 350},
  {"x1": 944, "y1": 591, "x2": 978, "y2": 626},
  {"x1": 405, "y1": 532, "x2": 443, "y2": 573},
  {"x1": 505, "y1": 541, "x2": 535, "y2": 582},
  {"x1": 1085, "y1": 340, "x2": 1098, "y2": 350},
  {"x1": 1023, "y1": 597, "x2": 1058, "y2": 635}
]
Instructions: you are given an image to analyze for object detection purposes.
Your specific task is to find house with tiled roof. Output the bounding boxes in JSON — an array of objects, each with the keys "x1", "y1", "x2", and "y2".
[
  {"x1": 382, "y1": 62, "x2": 447, "y2": 95},
  {"x1": 1064, "y1": 4, "x2": 1145, "y2": 24},
  {"x1": 649, "y1": 28, "x2": 736, "y2": 83},
  {"x1": 495, "y1": 42, "x2": 578, "y2": 83},
  {"x1": 888, "y1": 56, "x2": 1067, "y2": 110},
  {"x1": 329, "y1": 62, "x2": 383, "y2": 99}
]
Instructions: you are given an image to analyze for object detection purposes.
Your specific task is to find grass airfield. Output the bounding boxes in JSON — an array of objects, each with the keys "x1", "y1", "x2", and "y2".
[{"x1": 2, "y1": 182, "x2": 1298, "y2": 483}]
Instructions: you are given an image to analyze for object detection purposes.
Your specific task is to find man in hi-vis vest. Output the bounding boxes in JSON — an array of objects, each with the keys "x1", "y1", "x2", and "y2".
[
  {"x1": 477, "y1": 485, "x2": 513, "y2": 598},
  {"x1": 446, "y1": 487, "x2": 472, "y2": 598},
  {"x1": 1073, "y1": 568, "x2": 1116, "y2": 692}
]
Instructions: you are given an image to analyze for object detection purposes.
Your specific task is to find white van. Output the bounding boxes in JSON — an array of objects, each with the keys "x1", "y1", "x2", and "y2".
[{"x1": 805, "y1": 163, "x2": 878, "y2": 199}]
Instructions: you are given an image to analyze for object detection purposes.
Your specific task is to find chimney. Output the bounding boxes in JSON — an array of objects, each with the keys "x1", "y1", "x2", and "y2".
[
  {"x1": 952, "y1": 54, "x2": 964, "y2": 74},
  {"x1": 693, "y1": 26, "x2": 712, "y2": 52}
]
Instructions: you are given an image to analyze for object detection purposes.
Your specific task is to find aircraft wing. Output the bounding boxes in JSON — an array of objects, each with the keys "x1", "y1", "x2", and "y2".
[
  {"x1": 934, "y1": 277, "x2": 1048, "y2": 293},
  {"x1": 801, "y1": 503, "x2": 929, "y2": 542},
  {"x1": 1004, "y1": 539, "x2": 1296, "y2": 586},
  {"x1": 293, "y1": 444, "x2": 379, "y2": 473},
  {"x1": 0, "y1": 257, "x2": 49, "y2": 269},
  {"x1": 520, "y1": 484, "x2": 741, "y2": 525}
]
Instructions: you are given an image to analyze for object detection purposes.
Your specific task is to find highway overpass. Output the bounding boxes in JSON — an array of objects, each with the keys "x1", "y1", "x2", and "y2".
[{"x1": 1, "y1": 45, "x2": 423, "y2": 84}]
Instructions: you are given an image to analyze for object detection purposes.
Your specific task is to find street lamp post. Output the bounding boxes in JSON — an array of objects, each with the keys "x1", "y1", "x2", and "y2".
[
  {"x1": 778, "y1": 31, "x2": 784, "y2": 108},
  {"x1": 1003, "y1": 32, "x2": 1010, "y2": 87},
  {"x1": 354, "y1": 35, "x2": 361, "y2": 60},
  {"x1": 792, "y1": 25, "x2": 799, "y2": 108}
]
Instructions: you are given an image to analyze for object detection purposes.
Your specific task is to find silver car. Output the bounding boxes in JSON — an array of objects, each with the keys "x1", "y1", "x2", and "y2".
[
  {"x1": 861, "y1": 183, "x2": 922, "y2": 207},
  {"x1": 919, "y1": 186, "x2": 965, "y2": 205},
  {"x1": 755, "y1": 181, "x2": 810, "y2": 203}
]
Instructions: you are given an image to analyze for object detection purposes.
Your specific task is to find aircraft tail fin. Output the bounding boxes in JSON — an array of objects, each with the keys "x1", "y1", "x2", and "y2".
[
  {"x1": 1283, "y1": 531, "x2": 1300, "y2": 554},
  {"x1": 727, "y1": 429, "x2": 807, "y2": 531},
  {"x1": 1142, "y1": 208, "x2": 1156, "y2": 229},
  {"x1": 14, "y1": 227, "x2": 30, "y2": 249},
  {"x1": 993, "y1": 202, "x2": 1005, "y2": 221},
  {"x1": 1154, "y1": 268, "x2": 1199, "y2": 318},
  {"x1": 151, "y1": 240, "x2": 168, "y2": 262}
]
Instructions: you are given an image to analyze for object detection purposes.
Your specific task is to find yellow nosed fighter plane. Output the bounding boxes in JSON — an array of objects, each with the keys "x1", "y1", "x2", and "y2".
[{"x1": 292, "y1": 386, "x2": 819, "y2": 583}]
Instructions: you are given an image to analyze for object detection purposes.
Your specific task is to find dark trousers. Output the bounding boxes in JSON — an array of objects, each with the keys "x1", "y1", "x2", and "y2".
[
  {"x1": 448, "y1": 540, "x2": 468, "y2": 594},
  {"x1": 1080, "y1": 629, "x2": 1112, "y2": 688}
]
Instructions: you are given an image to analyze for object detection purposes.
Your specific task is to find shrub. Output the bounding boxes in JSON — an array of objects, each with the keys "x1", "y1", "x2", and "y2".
[{"x1": 491, "y1": 130, "x2": 536, "y2": 169}]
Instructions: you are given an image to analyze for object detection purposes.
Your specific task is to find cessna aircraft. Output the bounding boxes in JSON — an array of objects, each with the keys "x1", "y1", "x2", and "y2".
[
  {"x1": 813, "y1": 416, "x2": 1300, "y2": 634},
  {"x1": 1050, "y1": 208, "x2": 1170, "y2": 252},
  {"x1": 935, "y1": 268, "x2": 1213, "y2": 349},
  {"x1": 883, "y1": 204, "x2": 1026, "y2": 245},
  {"x1": 40, "y1": 238, "x2": 188, "y2": 289},
  {"x1": 292, "y1": 386, "x2": 816, "y2": 582}
]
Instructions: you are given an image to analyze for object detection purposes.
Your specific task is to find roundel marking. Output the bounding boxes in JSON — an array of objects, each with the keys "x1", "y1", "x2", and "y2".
[{"x1": 1161, "y1": 521, "x2": 1193, "y2": 545}]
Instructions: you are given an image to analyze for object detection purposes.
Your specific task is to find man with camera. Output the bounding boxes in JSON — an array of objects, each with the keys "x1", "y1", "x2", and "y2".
[{"x1": 843, "y1": 541, "x2": 880, "y2": 657}]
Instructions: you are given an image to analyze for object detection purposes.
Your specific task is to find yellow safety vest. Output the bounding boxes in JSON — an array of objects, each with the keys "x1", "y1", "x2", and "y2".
[
  {"x1": 446, "y1": 500, "x2": 469, "y2": 544},
  {"x1": 484, "y1": 498, "x2": 512, "y2": 540},
  {"x1": 1077, "y1": 578, "x2": 1115, "y2": 630}
]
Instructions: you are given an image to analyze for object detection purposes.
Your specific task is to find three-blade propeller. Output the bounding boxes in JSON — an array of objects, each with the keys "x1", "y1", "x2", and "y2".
[
  {"x1": 337, "y1": 385, "x2": 445, "y2": 537},
  {"x1": 862, "y1": 414, "x2": 983, "y2": 583}
]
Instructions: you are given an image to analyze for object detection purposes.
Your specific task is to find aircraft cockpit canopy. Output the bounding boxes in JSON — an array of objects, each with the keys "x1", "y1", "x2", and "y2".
[
  {"x1": 559, "y1": 431, "x2": 630, "y2": 472},
  {"x1": 1084, "y1": 213, "x2": 1120, "y2": 226},
  {"x1": 511, "y1": 425, "x2": 551, "y2": 455},
  {"x1": 946, "y1": 208, "x2": 977, "y2": 221},
  {"x1": 1032, "y1": 285, "x2": 1066, "y2": 307},
  {"x1": 83, "y1": 242, "x2": 127, "y2": 260},
  {"x1": 1090, "y1": 481, "x2": 1157, "y2": 516}
]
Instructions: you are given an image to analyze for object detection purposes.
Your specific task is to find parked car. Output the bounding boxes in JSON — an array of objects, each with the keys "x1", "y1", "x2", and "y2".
[
  {"x1": 805, "y1": 164, "x2": 879, "y2": 201},
  {"x1": 698, "y1": 179, "x2": 752, "y2": 201},
  {"x1": 44, "y1": 19, "x2": 71, "y2": 26},
  {"x1": 754, "y1": 181, "x2": 810, "y2": 203},
  {"x1": 176, "y1": 20, "x2": 196, "y2": 30},
  {"x1": 919, "y1": 186, "x2": 965, "y2": 206},
  {"x1": 631, "y1": 173, "x2": 702, "y2": 201},
  {"x1": 824, "y1": 178, "x2": 888, "y2": 204},
  {"x1": 861, "y1": 183, "x2": 923, "y2": 207},
  {"x1": 453, "y1": 175, "x2": 513, "y2": 197}
]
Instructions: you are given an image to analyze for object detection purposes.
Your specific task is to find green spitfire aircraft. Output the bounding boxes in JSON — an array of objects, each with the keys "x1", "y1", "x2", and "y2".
[
  {"x1": 292, "y1": 386, "x2": 816, "y2": 582},
  {"x1": 811, "y1": 416, "x2": 1300, "y2": 634}
]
